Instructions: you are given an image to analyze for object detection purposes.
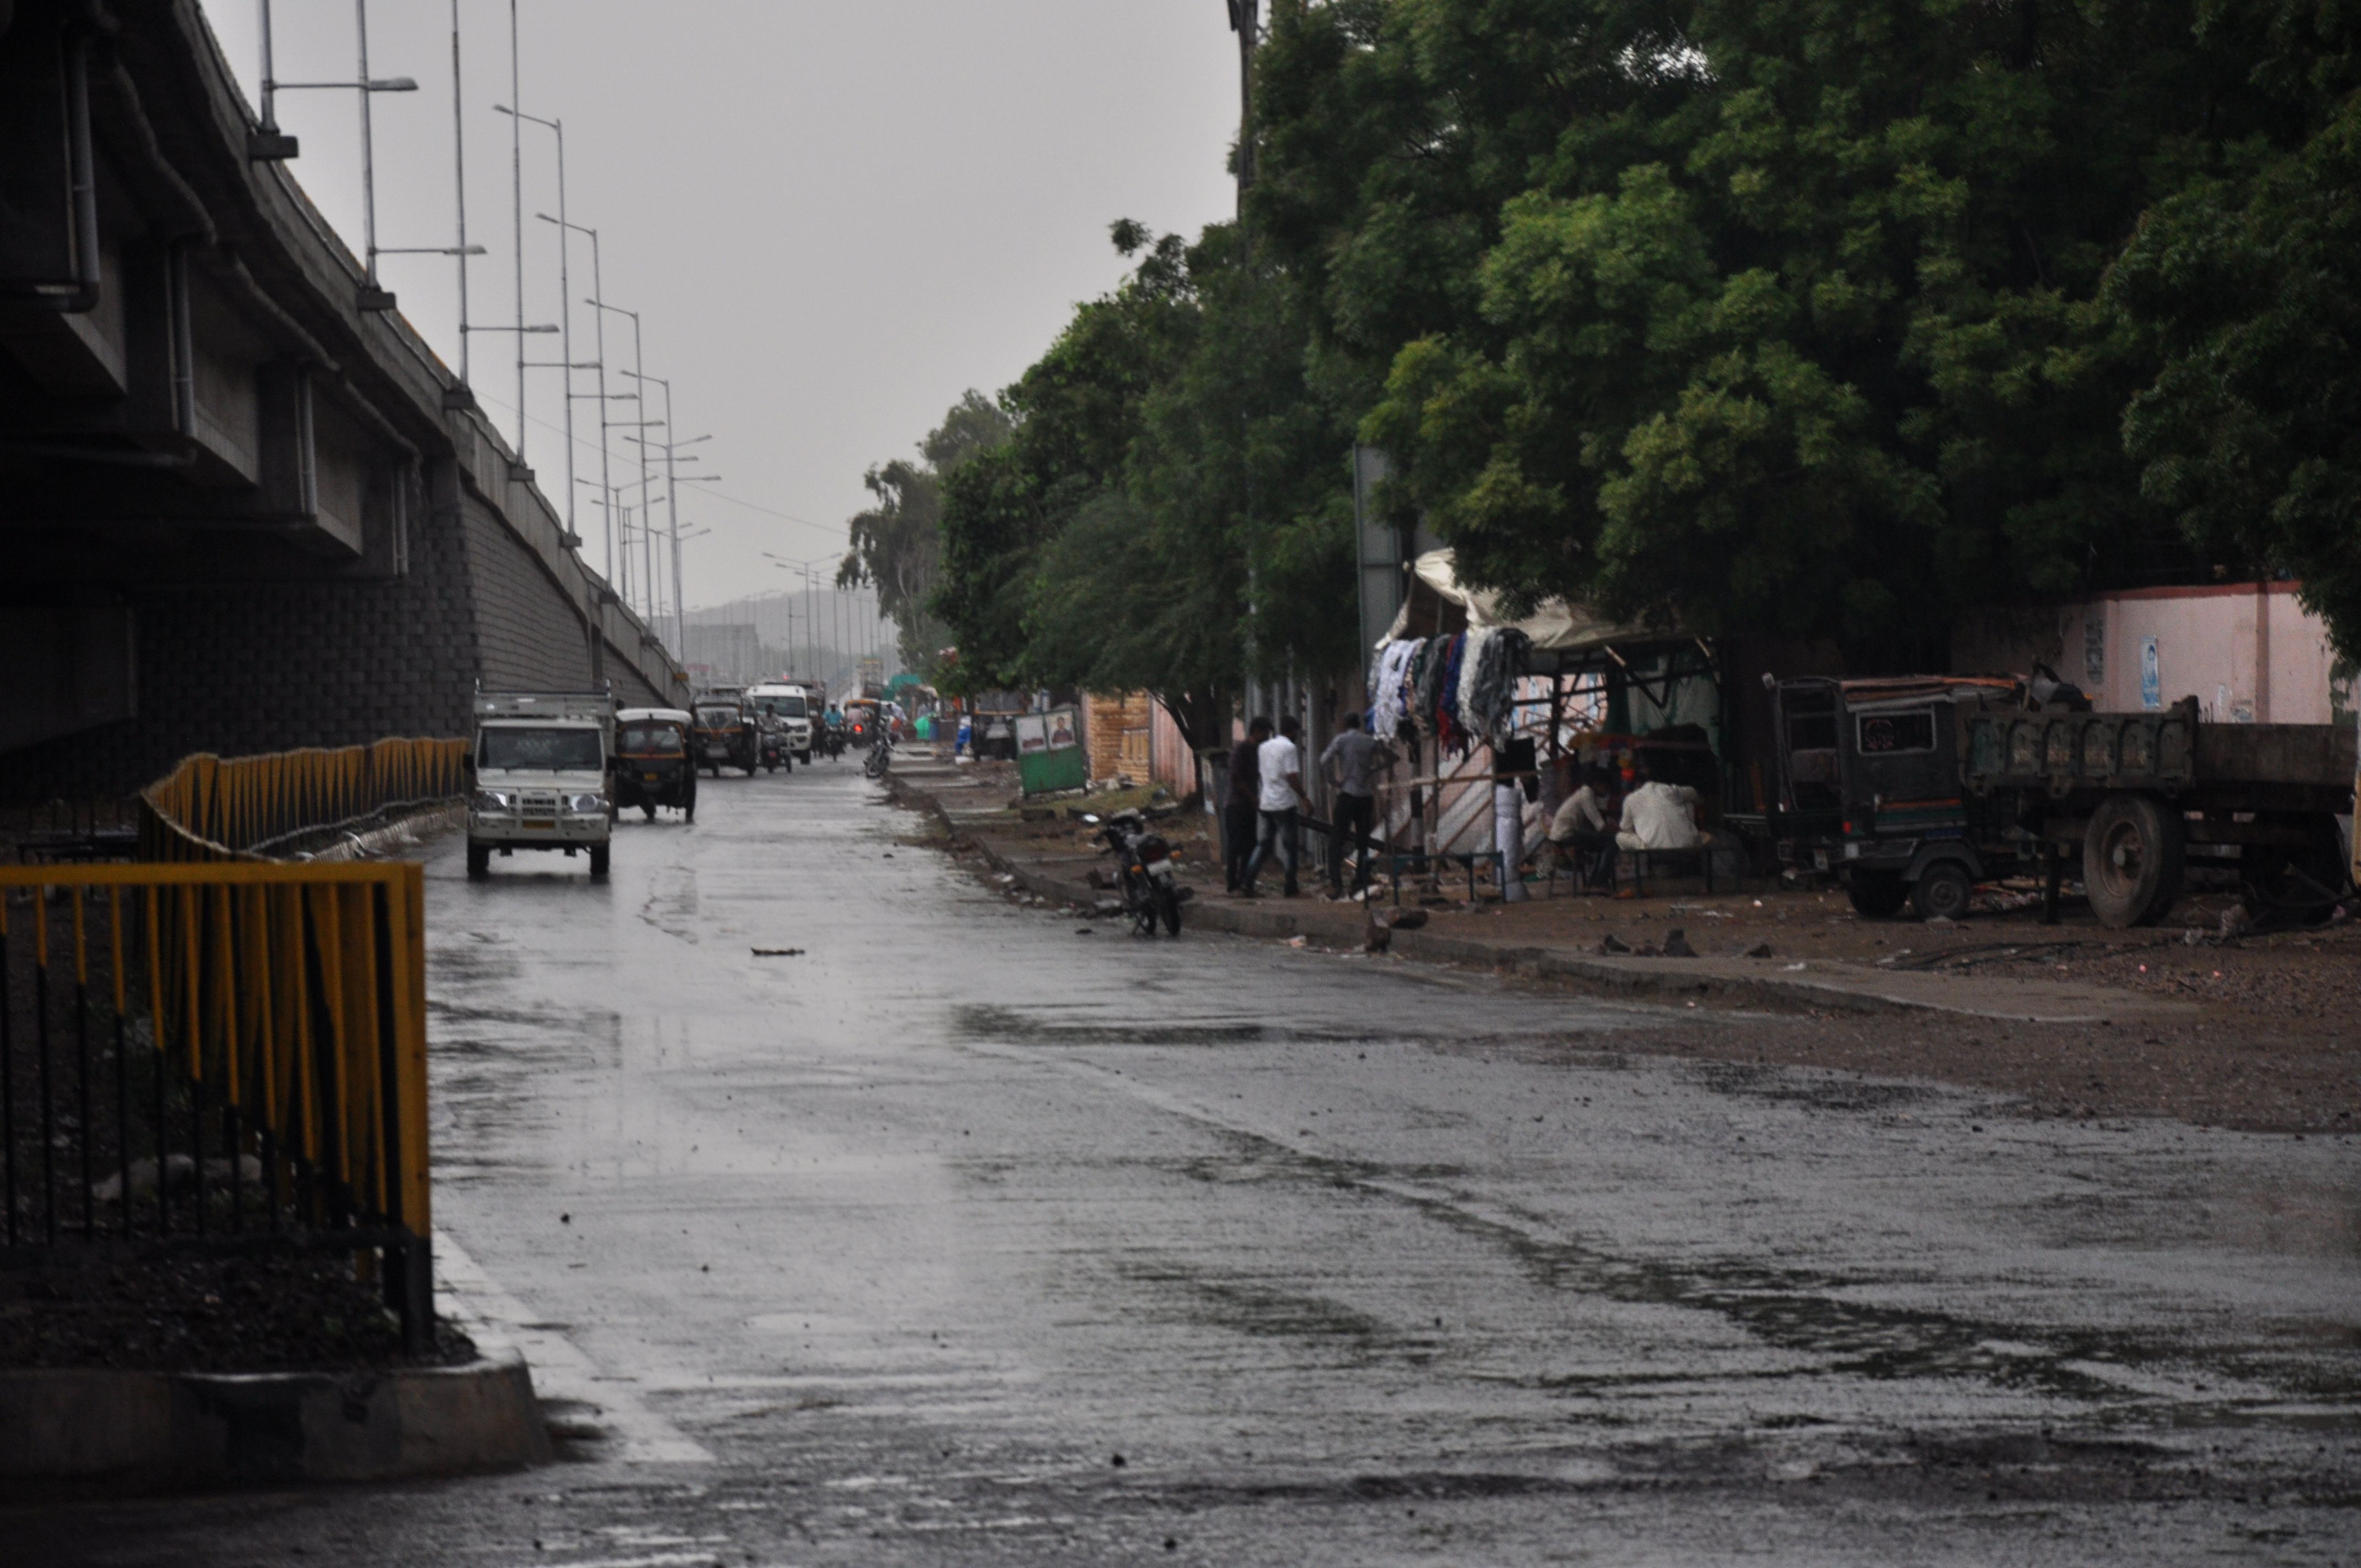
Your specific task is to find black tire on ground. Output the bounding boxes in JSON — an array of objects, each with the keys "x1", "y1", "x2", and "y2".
[
  {"x1": 1846, "y1": 869, "x2": 1908, "y2": 918},
  {"x1": 466, "y1": 841, "x2": 491, "y2": 879},
  {"x1": 1911, "y1": 860, "x2": 1974, "y2": 922},
  {"x1": 642, "y1": 802, "x2": 656, "y2": 820},
  {"x1": 2082, "y1": 792, "x2": 2184, "y2": 928},
  {"x1": 1157, "y1": 882, "x2": 1183, "y2": 937},
  {"x1": 588, "y1": 843, "x2": 610, "y2": 879},
  {"x1": 799, "y1": 750, "x2": 812, "y2": 765}
]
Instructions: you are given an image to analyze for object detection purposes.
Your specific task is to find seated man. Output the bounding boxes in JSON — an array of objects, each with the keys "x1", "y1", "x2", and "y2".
[
  {"x1": 1543, "y1": 764, "x2": 1618, "y2": 885},
  {"x1": 1616, "y1": 775, "x2": 1703, "y2": 853}
]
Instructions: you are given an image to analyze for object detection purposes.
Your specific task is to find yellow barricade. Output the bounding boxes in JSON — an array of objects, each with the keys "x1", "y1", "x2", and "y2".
[
  {"x1": 0, "y1": 863, "x2": 433, "y2": 1343},
  {"x1": 140, "y1": 737, "x2": 470, "y2": 861}
]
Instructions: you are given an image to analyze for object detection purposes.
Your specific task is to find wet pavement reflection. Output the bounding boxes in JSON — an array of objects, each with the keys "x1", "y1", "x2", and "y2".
[{"x1": 15, "y1": 765, "x2": 2359, "y2": 1564}]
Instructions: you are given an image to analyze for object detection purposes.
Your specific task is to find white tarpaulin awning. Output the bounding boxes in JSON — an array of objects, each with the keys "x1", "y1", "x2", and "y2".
[{"x1": 1380, "y1": 549, "x2": 1674, "y2": 654}]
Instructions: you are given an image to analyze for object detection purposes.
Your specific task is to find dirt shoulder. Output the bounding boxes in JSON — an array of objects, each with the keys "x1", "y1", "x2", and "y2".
[{"x1": 891, "y1": 760, "x2": 2358, "y2": 1137}]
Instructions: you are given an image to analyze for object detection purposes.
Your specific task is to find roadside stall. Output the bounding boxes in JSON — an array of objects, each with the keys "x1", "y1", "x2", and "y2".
[{"x1": 1362, "y1": 550, "x2": 1733, "y2": 898}]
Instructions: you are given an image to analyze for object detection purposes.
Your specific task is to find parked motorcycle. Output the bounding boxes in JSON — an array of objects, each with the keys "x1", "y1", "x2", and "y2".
[
  {"x1": 1083, "y1": 809, "x2": 1183, "y2": 937},
  {"x1": 863, "y1": 731, "x2": 894, "y2": 780}
]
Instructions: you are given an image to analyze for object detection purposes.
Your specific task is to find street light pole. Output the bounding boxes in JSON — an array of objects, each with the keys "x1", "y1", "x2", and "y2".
[
  {"x1": 542, "y1": 214, "x2": 621, "y2": 582},
  {"x1": 260, "y1": 2, "x2": 418, "y2": 306},
  {"x1": 588, "y1": 300, "x2": 647, "y2": 618},
  {"x1": 502, "y1": 109, "x2": 570, "y2": 516},
  {"x1": 449, "y1": 0, "x2": 468, "y2": 382},
  {"x1": 509, "y1": 0, "x2": 525, "y2": 459}
]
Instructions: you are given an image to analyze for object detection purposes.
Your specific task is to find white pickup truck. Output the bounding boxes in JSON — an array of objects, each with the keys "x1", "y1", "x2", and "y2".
[{"x1": 466, "y1": 689, "x2": 615, "y2": 880}]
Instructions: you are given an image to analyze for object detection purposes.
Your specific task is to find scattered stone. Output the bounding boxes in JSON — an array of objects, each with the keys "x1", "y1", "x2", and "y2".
[
  {"x1": 1599, "y1": 933, "x2": 1631, "y2": 955},
  {"x1": 2218, "y1": 904, "x2": 2253, "y2": 941},
  {"x1": 1743, "y1": 941, "x2": 1774, "y2": 959},
  {"x1": 1287, "y1": 934, "x2": 1309, "y2": 948},
  {"x1": 1387, "y1": 908, "x2": 1429, "y2": 930},
  {"x1": 1662, "y1": 928, "x2": 1696, "y2": 957}
]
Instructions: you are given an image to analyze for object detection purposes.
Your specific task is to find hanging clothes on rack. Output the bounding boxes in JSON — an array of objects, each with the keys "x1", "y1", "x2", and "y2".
[
  {"x1": 1465, "y1": 628, "x2": 1531, "y2": 742},
  {"x1": 1454, "y1": 627, "x2": 1495, "y2": 743},
  {"x1": 1368, "y1": 639, "x2": 1418, "y2": 739}
]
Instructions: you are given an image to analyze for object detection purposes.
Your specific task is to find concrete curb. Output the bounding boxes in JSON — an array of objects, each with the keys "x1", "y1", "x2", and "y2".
[
  {"x1": 300, "y1": 802, "x2": 467, "y2": 863},
  {"x1": 886, "y1": 769, "x2": 2190, "y2": 1025},
  {"x1": 0, "y1": 1344, "x2": 552, "y2": 1494}
]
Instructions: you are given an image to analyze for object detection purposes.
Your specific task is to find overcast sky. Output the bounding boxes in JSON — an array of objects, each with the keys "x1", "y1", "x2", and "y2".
[{"x1": 194, "y1": 2, "x2": 1239, "y2": 613}]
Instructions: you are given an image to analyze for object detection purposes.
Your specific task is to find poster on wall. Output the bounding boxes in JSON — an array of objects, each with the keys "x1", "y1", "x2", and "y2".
[
  {"x1": 2140, "y1": 636, "x2": 2162, "y2": 710},
  {"x1": 1014, "y1": 715, "x2": 1048, "y2": 755}
]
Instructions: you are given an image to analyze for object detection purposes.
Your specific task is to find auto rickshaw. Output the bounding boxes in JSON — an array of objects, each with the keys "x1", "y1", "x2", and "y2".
[
  {"x1": 691, "y1": 698, "x2": 759, "y2": 776},
  {"x1": 613, "y1": 708, "x2": 698, "y2": 820}
]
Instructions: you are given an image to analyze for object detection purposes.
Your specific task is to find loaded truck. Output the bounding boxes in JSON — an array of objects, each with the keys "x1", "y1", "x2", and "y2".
[
  {"x1": 1770, "y1": 675, "x2": 2355, "y2": 927},
  {"x1": 465, "y1": 689, "x2": 616, "y2": 880}
]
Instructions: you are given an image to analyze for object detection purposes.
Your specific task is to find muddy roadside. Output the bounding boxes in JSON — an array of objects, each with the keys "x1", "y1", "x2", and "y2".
[{"x1": 889, "y1": 762, "x2": 2358, "y2": 1137}]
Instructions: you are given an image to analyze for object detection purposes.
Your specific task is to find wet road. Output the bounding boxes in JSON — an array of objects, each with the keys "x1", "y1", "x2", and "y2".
[{"x1": 18, "y1": 764, "x2": 2361, "y2": 1564}]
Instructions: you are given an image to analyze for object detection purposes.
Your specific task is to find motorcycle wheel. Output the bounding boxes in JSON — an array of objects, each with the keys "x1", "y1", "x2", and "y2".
[{"x1": 1156, "y1": 883, "x2": 1182, "y2": 937}]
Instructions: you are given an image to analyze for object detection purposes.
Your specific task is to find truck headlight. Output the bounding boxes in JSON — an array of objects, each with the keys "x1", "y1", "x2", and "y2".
[
  {"x1": 565, "y1": 793, "x2": 607, "y2": 814},
  {"x1": 471, "y1": 789, "x2": 512, "y2": 812}
]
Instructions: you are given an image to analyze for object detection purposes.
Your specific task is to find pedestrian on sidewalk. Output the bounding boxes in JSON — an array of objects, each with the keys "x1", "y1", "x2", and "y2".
[
  {"x1": 1223, "y1": 716, "x2": 1271, "y2": 894},
  {"x1": 1242, "y1": 715, "x2": 1306, "y2": 899},
  {"x1": 1319, "y1": 711, "x2": 1392, "y2": 898}
]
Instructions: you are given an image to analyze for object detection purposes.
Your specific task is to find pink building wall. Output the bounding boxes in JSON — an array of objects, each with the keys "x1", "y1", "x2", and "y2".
[{"x1": 1955, "y1": 583, "x2": 2354, "y2": 725}]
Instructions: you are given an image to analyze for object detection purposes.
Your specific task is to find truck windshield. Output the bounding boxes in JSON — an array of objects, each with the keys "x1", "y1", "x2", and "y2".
[
  {"x1": 480, "y1": 727, "x2": 604, "y2": 770},
  {"x1": 757, "y1": 696, "x2": 808, "y2": 719}
]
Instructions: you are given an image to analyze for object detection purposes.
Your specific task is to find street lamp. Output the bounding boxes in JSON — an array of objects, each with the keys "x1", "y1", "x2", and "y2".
[
  {"x1": 258, "y1": 0, "x2": 420, "y2": 309},
  {"x1": 540, "y1": 214, "x2": 631, "y2": 583},
  {"x1": 587, "y1": 298, "x2": 650, "y2": 618}
]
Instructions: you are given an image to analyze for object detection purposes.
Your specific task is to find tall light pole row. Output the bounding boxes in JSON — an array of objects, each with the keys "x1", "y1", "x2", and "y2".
[{"x1": 250, "y1": 0, "x2": 714, "y2": 650}]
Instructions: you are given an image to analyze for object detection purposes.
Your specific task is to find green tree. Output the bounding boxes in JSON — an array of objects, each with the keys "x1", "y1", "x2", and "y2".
[
  {"x1": 839, "y1": 391, "x2": 1013, "y2": 677},
  {"x1": 1255, "y1": 0, "x2": 2278, "y2": 667},
  {"x1": 2106, "y1": 6, "x2": 2361, "y2": 657}
]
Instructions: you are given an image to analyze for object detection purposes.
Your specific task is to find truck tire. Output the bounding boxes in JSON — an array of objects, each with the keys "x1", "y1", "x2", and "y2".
[
  {"x1": 466, "y1": 841, "x2": 491, "y2": 880},
  {"x1": 1911, "y1": 860, "x2": 1973, "y2": 922},
  {"x1": 2083, "y1": 792, "x2": 2184, "y2": 928},
  {"x1": 799, "y1": 749, "x2": 812, "y2": 765},
  {"x1": 588, "y1": 843, "x2": 611, "y2": 879},
  {"x1": 1846, "y1": 869, "x2": 1908, "y2": 918}
]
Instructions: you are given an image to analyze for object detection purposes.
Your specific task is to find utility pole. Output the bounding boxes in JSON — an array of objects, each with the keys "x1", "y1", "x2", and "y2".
[
  {"x1": 502, "y1": 108, "x2": 571, "y2": 524},
  {"x1": 449, "y1": 0, "x2": 468, "y2": 382},
  {"x1": 1226, "y1": 0, "x2": 1259, "y2": 216},
  {"x1": 508, "y1": 0, "x2": 526, "y2": 461}
]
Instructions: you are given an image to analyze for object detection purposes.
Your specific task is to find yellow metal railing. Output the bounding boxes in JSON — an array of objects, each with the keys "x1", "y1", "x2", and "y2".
[
  {"x1": 0, "y1": 862, "x2": 434, "y2": 1343},
  {"x1": 140, "y1": 737, "x2": 469, "y2": 861}
]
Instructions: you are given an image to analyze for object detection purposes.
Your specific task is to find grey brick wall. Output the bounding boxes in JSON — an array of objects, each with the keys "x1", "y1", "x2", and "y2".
[
  {"x1": 6, "y1": 472, "x2": 678, "y2": 803},
  {"x1": 6, "y1": 495, "x2": 481, "y2": 801},
  {"x1": 459, "y1": 493, "x2": 596, "y2": 693}
]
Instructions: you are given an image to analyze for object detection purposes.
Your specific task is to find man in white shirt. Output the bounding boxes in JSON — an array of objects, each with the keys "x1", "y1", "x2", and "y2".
[
  {"x1": 1544, "y1": 764, "x2": 1617, "y2": 884},
  {"x1": 1241, "y1": 716, "x2": 1307, "y2": 897},
  {"x1": 1616, "y1": 777, "x2": 1702, "y2": 852}
]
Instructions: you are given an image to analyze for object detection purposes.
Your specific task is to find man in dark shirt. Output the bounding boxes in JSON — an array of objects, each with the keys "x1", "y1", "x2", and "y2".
[
  {"x1": 1223, "y1": 716, "x2": 1271, "y2": 893},
  {"x1": 1319, "y1": 710, "x2": 1394, "y2": 897}
]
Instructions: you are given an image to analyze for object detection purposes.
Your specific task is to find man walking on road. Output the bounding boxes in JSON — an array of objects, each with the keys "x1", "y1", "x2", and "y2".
[
  {"x1": 1223, "y1": 716, "x2": 1270, "y2": 894},
  {"x1": 1319, "y1": 710, "x2": 1392, "y2": 898},
  {"x1": 1241, "y1": 715, "x2": 1305, "y2": 898}
]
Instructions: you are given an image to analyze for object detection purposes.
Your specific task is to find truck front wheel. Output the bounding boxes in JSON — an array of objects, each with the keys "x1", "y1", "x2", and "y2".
[
  {"x1": 466, "y1": 841, "x2": 491, "y2": 880},
  {"x1": 2083, "y1": 793, "x2": 2184, "y2": 928},
  {"x1": 588, "y1": 843, "x2": 611, "y2": 879},
  {"x1": 1846, "y1": 869, "x2": 1908, "y2": 918},
  {"x1": 1910, "y1": 861, "x2": 1973, "y2": 922}
]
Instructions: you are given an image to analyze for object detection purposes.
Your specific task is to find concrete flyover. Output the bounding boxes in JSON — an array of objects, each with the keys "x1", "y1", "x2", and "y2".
[{"x1": 0, "y1": 0, "x2": 688, "y2": 802}]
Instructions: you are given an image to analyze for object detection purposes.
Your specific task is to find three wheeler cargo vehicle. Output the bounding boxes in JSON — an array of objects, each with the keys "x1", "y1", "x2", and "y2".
[
  {"x1": 1771, "y1": 675, "x2": 2355, "y2": 927},
  {"x1": 614, "y1": 707, "x2": 698, "y2": 821}
]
